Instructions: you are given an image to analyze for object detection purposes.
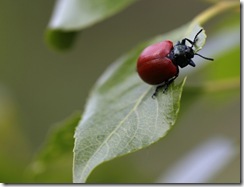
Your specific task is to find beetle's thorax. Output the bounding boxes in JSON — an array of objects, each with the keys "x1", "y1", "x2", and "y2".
[{"x1": 168, "y1": 43, "x2": 195, "y2": 68}]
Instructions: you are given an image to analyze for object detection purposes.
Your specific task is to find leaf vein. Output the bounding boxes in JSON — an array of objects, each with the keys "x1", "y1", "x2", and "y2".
[{"x1": 80, "y1": 86, "x2": 151, "y2": 177}]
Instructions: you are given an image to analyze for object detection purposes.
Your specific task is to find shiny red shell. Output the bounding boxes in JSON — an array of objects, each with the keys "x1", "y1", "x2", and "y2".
[{"x1": 137, "y1": 40, "x2": 178, "y2": 85}]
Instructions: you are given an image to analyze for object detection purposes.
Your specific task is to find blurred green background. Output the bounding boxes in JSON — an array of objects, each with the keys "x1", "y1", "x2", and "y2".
[{"x1": 0, "y1": 0, "x2": 240, "y2": 183}]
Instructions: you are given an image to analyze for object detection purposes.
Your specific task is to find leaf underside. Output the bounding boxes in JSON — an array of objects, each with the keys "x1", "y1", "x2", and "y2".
[
  {"x1": 46, "y1": 0, "x2": 137, "y2": 49},
  {"x1": 73, "y1": 24, "x2": 205, "y2": 183}
]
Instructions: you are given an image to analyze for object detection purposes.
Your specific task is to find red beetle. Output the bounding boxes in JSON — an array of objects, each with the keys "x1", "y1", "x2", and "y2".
[{"x1": 137, "y1": 29, "x2": 213, "y2": 98}]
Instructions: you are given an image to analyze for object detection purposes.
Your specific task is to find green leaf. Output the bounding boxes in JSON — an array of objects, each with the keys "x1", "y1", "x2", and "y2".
[
  {"x1": 47, "y1": 0, "x2": 137, "y2": 50},
  {"x1": 73, "y1": 24, "x2": 207, "y2": 183},
  {"x1": 26, "y1": 112, "x2": 81, "y2": 182},
  {"x1": 45, "y1": 30, "x2": 77, "y2": 51}
]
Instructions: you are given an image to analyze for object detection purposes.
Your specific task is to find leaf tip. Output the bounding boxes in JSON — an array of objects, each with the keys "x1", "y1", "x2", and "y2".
[{"x1": 45, "y1": 29, "x2": 78, "y2": 51}]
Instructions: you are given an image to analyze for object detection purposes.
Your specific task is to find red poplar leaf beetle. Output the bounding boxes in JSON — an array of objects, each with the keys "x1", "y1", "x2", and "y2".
[{"x1": 137, "y1": 29, "x2": 213, "y2": 98}]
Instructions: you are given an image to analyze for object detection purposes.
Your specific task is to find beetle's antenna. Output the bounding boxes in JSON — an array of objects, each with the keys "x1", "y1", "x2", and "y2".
[
  {"x1": 195, "y1": 53, "x2": 214, "y2": 61},
  {"x1": 191, "y1": 29, "x2": 203, "y2": 47},
  {"x1": 193, "y1": 30, "x2": 214, "y2": 61},
  {"x1": 193, "y1": 29, "x2": 203, "y2": 43}
]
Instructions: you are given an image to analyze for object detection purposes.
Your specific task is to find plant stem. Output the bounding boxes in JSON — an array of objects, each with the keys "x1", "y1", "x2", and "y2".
[
  {"x1": 192, "y1": 1, "x2": 239, "y2": 25},
  {"x1": 203, "y1": 78, "x2": 239, "y2": 93},
  {"x1": 185, "y1": 78, "x2": 240, "y2": 93}
]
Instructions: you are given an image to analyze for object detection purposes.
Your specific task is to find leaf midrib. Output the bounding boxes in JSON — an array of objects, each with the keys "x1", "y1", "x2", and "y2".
[{"x1": 78, "y1": 86, "x2": 152, "y2": 180}]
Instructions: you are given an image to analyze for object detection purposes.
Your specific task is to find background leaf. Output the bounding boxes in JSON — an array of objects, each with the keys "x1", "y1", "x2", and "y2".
[
  {"x1": 73, "y1": 24, "x2": 207, "y2": 183},
  {"x1": 26, "y1": 112, "x2": 81, "y2": 183},
  {"x1": 0, "y1": 86, "x2": 31, "y2": 182},
  {"x1": 45, "y1": 30, "x2": 78, "y2": 51},
  {"x1": 47, "y1": 0, "x2": 137, "y2": 49}
]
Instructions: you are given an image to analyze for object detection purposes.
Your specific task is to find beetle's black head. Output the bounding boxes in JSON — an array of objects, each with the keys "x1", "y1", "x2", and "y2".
[
  {"x1": 168, "y1": 29, "x2": 213, "y2": 68},
  {"x1": 169, "y1": 43, "x2": 195, "y2": 68}
]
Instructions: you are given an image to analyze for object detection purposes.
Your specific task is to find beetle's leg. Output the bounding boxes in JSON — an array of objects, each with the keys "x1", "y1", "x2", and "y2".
[
  {"x1": 181, "y1": 38, "x2": 194, "y2": 46},
  {"x1": 152, "y1": 66, "x2": 179, "y2": 98},
  {"x1": 152, "y1": 85, "x2": 164, "y2": 99},
  {"x1": 189, "y1": 59, "x2": 196, "y2": 67},
  {"x1": 152, "y1": 75, "x2": 178, "y2": 99},
  {"x1": 162, "y1": 76, "x2": 178, "y2": 93},
  {"x1": 181, "y1": 29, "x2": 203, "y2": 47}
]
